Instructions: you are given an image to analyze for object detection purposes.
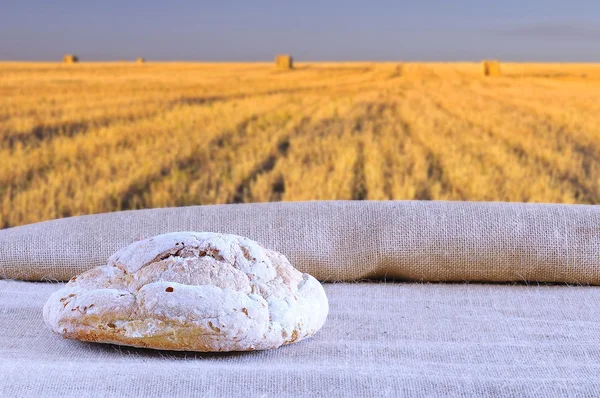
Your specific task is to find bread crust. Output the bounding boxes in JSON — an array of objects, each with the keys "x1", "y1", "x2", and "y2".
[{"x1": 43, "y1": 232, "x2": 329, "y2": 352}]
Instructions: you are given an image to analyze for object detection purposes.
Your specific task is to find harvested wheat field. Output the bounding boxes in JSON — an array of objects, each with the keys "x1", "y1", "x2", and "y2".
[{"x1": 1, "y1": 62, "x2": 600, "y2": 228}]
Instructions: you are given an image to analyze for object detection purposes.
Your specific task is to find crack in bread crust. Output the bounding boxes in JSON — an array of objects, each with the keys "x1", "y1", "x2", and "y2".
[{"x1": 43, "y1": 232, "x2": 329, "y2": 352}]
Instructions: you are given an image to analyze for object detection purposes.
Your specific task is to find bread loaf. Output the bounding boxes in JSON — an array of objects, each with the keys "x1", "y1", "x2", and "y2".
[{"x1": 43, "y1": 232, "x2": 329, "y2": 351}]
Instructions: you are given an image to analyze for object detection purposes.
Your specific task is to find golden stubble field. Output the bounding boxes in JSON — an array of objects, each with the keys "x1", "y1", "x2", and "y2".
[{"x1": 1, "y1": 62, "x2": 600, "y2": 228}]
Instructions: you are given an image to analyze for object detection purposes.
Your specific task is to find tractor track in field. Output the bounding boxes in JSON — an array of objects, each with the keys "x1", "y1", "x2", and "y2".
[
  {"x1": 230, "y1": 137, "x2": 292, "y2": 204},
  {"x1": 228, "y1": 116, "x2": 312, "y2": 204},
  {"x1": 375, "y1": 103, "x2": 413, "y2": 200},
  {"x1": 397, "y1": 94, "x2": 465, "y2": 201},
  {"x1": 116, "y1": 114, "x2": 263, "y2": 210},
  {"x1": 351, "y1": 142, "x2": 368, "y2": 200}
]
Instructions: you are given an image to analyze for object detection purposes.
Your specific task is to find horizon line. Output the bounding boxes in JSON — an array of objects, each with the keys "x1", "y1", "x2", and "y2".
[{"x1": 2, "y1": 59, "x2": 600, "y2": 64}]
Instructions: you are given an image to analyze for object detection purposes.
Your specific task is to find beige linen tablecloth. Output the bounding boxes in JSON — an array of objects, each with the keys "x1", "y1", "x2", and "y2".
[{"x1": 1, "y1": 200, "x2": 600, "y2": 397}]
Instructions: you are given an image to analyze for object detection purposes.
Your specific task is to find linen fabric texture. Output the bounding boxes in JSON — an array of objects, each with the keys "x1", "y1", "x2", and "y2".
[{"x1": 1, "y1": 200, "x2": 599, "y2": 397}]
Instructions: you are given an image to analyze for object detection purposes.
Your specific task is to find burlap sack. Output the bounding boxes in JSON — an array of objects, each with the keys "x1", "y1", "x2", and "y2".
[
  {"x1": 1, "y1": 200, "x2": 598, "y2": 284},
  {"x1": 3, "y1": 200, "x2": 600, "y2": 396}
]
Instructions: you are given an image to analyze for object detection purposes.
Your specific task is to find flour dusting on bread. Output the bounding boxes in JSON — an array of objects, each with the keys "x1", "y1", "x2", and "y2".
[{"x1": 43, "y1": 232, "x2": 329, "y2": 352}]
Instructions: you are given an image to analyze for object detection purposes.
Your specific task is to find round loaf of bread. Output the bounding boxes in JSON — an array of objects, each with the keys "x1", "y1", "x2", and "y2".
[{"x1": 43, "y1": 232, "x2": 329, "y2": 352}]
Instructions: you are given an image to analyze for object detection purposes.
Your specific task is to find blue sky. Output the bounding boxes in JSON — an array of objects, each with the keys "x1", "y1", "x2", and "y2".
[{"x1": 1, "y1": 0, "x2": 599, "y2": 61}]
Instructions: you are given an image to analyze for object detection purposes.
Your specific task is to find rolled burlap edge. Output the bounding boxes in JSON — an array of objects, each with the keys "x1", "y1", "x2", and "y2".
[{"x1": 1, "y1": 200, "x2": 598, "y2": 284}]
